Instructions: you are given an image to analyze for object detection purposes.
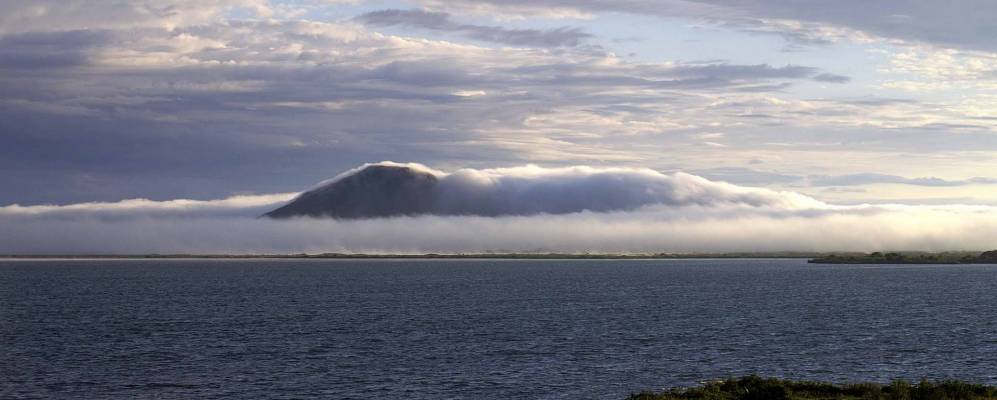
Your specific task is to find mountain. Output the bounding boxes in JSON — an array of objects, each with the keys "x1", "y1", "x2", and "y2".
[
  {"x1": 263, "y1": 161, "x2": 800, "y2": 219},
  {"x1": 263, "y1": 164, "x2": 440, "y2": 219}
]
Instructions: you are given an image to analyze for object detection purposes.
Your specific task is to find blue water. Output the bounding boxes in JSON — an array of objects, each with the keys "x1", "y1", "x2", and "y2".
[{"x1": 2, "y1": 259, "x2": 997, "y2": 399}]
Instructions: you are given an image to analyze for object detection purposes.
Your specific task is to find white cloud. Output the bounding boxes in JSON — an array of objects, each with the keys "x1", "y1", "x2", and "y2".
[
  {"x1": 5, "y1": 202, "x2": 997, "y2": 255},
  {"x1": 452, "y1": 90, "x2": 487, "y2": 97},
  {"x1": 877, "y1": 46, "x2": 997, "y2": 92},
  {"x1": 0, "y1": 193, "x2": 294, "y2": 219},
  {"x1": 4, "y1": 164, "x2": 997, "y2": 254},
  {"x1": 0, "y1": 0, "x2": 273, "y2": 33},
  {"x1": 1, "y1": 0, "x2": 995, "y2": 209}
]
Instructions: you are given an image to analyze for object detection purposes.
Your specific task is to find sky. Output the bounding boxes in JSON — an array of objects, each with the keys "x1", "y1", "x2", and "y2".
[{"x1": 2, "y1": 1, "x2": 997, "y2": 253}]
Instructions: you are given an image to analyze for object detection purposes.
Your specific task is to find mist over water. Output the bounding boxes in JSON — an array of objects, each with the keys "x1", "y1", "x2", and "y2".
[{"x1": 3, "y1": 163, "x2": 997, "y2": 254}]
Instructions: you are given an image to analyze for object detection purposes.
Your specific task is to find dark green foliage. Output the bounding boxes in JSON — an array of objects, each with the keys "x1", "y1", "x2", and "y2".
[
  {"x1": 628, "y1": 376, "x2": 997, "y2": 400},
  {"x1": 978, "y1": 250, "x2": 997, "y2": 263},
  {"x1": 809, "y1": 250, "x2": 997, "y2": 264}
]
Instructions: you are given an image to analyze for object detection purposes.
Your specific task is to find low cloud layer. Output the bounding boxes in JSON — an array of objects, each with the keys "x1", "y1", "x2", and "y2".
[
  {"x1": 265, "y1": 162, "x2": 823, "y2": 218},
  {"x1": 417, "y1": 0, "x2": 997, "y2": 53},
  {"x1": 357, "y1": 9, "x2": 591, "y2": 47},
  {"x1": 4, "y1": 163, "x2": 997, "y2": 254},
  {"x1": 1, "y1": 193, "x2": 294, "y2": 220}
]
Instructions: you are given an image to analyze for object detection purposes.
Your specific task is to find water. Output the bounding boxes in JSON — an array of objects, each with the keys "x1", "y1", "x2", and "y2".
[{"x1": 2, "y1": 259, "x2": 997, "y2": 399}]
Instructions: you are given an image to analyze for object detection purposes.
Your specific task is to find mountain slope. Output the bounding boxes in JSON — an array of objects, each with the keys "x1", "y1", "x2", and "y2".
[{"x1": 263, "y1": 164, "x2": 440, "y2": 219}]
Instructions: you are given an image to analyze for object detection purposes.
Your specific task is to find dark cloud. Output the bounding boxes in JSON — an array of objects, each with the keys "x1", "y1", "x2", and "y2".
[
  {"x1": 720, "y1": 18, "x2": 834, "y2": 49},
  {"x1": 369, "y1": 60, "x2": 478, "y2": 86},
  {"x1": 507, "y1": 62, "x2": 846, "y2": 91},
  {"x1": 419, "y1": 0, "x2": 997, "y2": 52},
  {"x1": 812, "y1": 72, "x2": 851, "y2": 83},
  {"x1": 668, "y1": 63, "x2": 817, "y2": 80},
  {"x1": 357, "y1": 9, "x2": 591, "y2": 47},
  {"x1": 0, "y1": 30, "x2": 111, "y2": 69},
  {"x1": 703, "y1": 0, "x2": 997, "y2": 52},
  {"x1": 822, "y1": 98, "x2": 919, "y2": 107}
]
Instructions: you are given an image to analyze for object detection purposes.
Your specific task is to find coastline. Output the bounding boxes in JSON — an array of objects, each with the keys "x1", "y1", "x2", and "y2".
[
  {"x1": 7, "y1": 251, "x2": 996, "y2": 263},
  {"x1": 0, "y1": 252, "x2": 820, "y2": 260}
]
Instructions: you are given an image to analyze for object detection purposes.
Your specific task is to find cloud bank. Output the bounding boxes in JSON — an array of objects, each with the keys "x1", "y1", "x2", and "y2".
[
  {"x1": 416, "y1": 0, "x2": 997, "y2": 53},
  {"x1": 265, "y1": 162, "x2": 823, "y2": 218},
  {"x1": 0, "y1": 0, "x2": 880, "y2": 207},
  {"x1": 356, "y1": 9, "x2": 592, "y2": 47},
  {"x1": 4, "y1": 163, "x2": 997, "y2": 254}
]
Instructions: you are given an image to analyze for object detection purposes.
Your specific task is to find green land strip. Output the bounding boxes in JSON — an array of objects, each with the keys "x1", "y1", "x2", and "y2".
[
  {"x1": 809, "y1": 250, "x2": 997, "y2": 264},
  {"x1": 5, "y1": 250, "x2": 997, "y2": 263},
  {"x1": 630, "y1": 376, "x2": 997, "y2": 400}
]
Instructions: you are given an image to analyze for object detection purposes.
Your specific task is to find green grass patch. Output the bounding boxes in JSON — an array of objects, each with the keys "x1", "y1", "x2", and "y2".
[
  {"x1": 809, "y1": 250, "x2": 997, "y2": 264},
  {"x1": 630, "y1": 376, "x2": 997, "y2": 400}
]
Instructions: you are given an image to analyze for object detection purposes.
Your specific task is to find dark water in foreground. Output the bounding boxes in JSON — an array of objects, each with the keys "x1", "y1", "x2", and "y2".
[{"x1": 2, "y1": 259, "x2": 997, "y2": 399}]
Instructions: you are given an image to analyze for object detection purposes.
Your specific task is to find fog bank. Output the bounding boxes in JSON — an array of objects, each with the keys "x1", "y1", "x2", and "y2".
[{"x1": 3, "y1": 163, "x2": 996, "y2": 254}]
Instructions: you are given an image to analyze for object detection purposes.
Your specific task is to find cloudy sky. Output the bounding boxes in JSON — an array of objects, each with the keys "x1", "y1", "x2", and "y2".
[{"x1": 3, "y1": 1, "x2": 997, "y2": 253}]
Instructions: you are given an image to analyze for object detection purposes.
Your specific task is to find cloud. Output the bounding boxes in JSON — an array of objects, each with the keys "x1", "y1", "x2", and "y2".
[
  {"x1": 415, "y1": 0, "x2": 997, "y2": 52},
  {"x1": 0, "y1": 193, "x2": 294, "y2": 220},
  {"x1": 264, "y1": 162, "x2": 823, "y2": 218},
  {"x1": 808, "y1": 173, "x2": 997, "y2": 187},
  {"x1": 5, "y1": 199, "x2": 997, "y2": 255},
  {"x1": 0, "y1": 30, "x2": 111, "y2": 69},
  {"x1": 669, "y1": 64, "x2": 817, "y2": 80},
  {"x1": 357, "y1": 9, "x2": 592, "y2": 47},
  {"x1": 812, "y1": 73, "x2": 851, "y2": 83},
  {"x1": 0, "y1": 0, "x2": 272, "y2": 33},
  {"x1": 692, "y1": 167, "x2": 997, "y2": 188},
  {"x1": 4, "y1": 163, "x2": 997, "y2": 254},
  {"x1": 0, "y1": 13, "x2": 856, "y2": 205}
]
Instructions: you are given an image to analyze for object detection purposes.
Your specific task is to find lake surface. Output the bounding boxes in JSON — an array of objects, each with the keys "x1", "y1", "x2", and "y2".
[{"x1": 2, "y1": 259, "x2": 997, "y2": 399}]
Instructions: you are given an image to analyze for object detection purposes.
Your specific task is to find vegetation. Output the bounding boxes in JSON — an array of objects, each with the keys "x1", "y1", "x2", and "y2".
[
  {"x1": 630, "y1": 376, "x2": 997, "y2": 400},
  {"x1": 809, "y1": 250, "x2": 997, "y2": 264}
]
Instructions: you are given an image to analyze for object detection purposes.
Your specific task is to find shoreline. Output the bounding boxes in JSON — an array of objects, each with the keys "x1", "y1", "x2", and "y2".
[
  {"x1": 5, "y1": 250, "x2": 995, "y2": 263},
  {"x1": 0, "y1": 252, "x2": 820, "y2": 260}
]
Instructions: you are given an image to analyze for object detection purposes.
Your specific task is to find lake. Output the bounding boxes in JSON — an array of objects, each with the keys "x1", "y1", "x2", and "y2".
[{"x1": 2, "y1": 259, "x2": 996, "y2": 399}]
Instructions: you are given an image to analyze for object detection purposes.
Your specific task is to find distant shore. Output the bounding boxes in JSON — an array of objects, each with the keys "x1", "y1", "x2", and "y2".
[
  {"x1": 1, "y1": 252, "x2": 820, "y2": 260},
  {"x1": 809, "y1": 250, "x2": 997, "y2": 264},
  {"x1": 6, "y1": 250, "x2": 997, "y2": 263}
]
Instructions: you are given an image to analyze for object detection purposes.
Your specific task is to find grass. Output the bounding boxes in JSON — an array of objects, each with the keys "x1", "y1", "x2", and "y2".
[
  {"x1": 629, "y1": 376, "x2": 997, "y2": 400},
  {"x1": 809, "y1": 250, "x2": 997, "y2": 264}
]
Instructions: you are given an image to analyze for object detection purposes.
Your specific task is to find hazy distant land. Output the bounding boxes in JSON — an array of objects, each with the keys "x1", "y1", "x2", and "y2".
[
  {"x1": 5, "y1": 251, "x2": 997, "y2": 262},
  {"x1": 2, "y1": 252, "x2": 823, "y2": 260},
  {"x1": 809, "y1": 250, "x2": 997, "y2": 264}
]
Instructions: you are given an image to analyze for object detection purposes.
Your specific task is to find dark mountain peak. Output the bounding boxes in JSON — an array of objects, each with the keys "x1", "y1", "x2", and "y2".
[
  {"x1": 341, "y1": 163, "x2": 436, "y2": 182},
  {"x1": 263, "y1": 164, "x2": 440, "y2": 219}
]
